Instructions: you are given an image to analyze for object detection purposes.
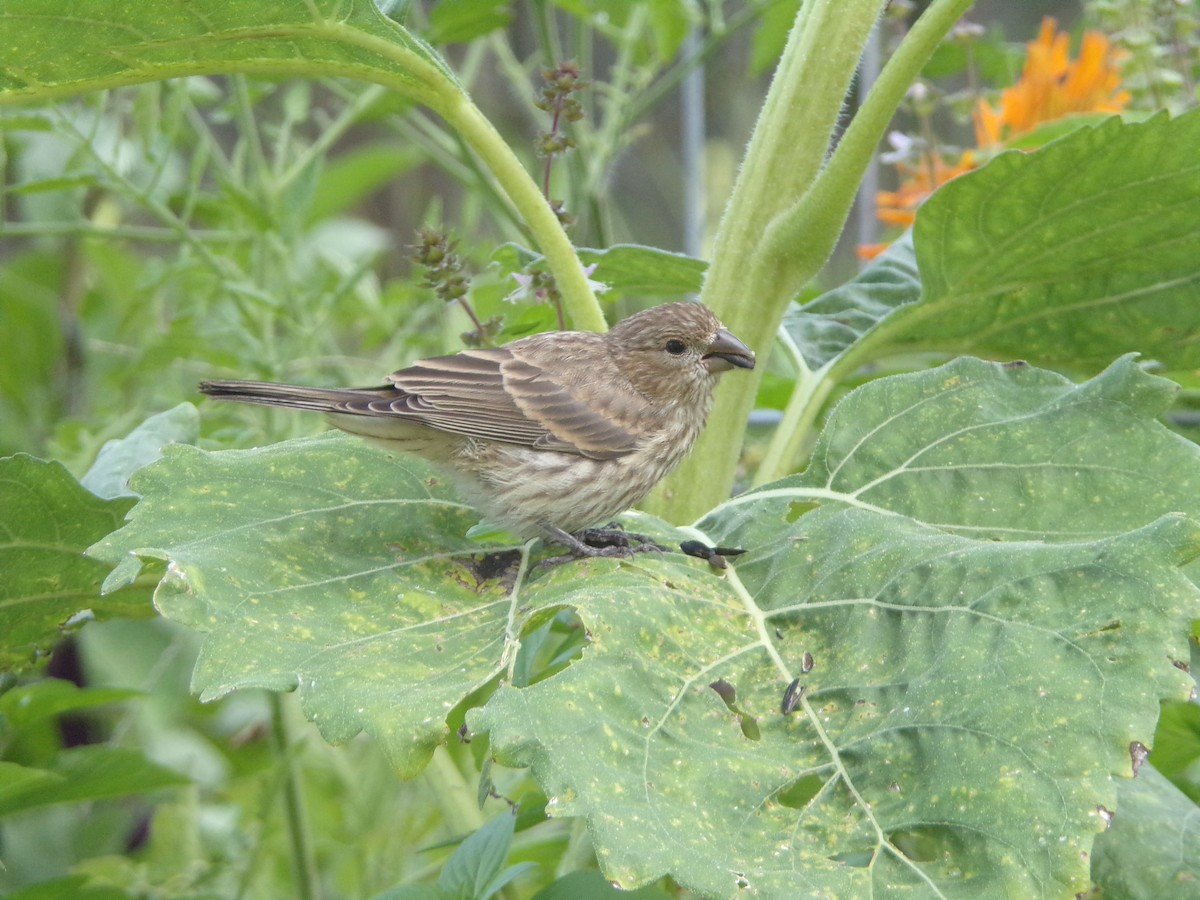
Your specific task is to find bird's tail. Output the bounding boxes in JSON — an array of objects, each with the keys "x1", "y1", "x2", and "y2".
[{"x1": 198, "y1": 379, "x2": 385, "y2": 414}]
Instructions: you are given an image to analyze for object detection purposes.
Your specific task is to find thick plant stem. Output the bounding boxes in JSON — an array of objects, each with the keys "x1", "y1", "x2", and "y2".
[
  {"x1": 648, "y1": 0, "x2": 883, "y2": 522},
  {"x1": 652, "y1": 0, "x2": 973, "y2": 522}
]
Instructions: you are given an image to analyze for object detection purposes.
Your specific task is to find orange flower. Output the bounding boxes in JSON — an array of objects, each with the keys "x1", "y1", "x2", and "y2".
[
  {"x1": 861, "y1": 18, "x2": 1129, "y2": 260},
  {"x1": 974, "y1": 17, "x2": 1129, "y2": 148},
  {"x1": 858, "y1": 149, "x2": 975, "y2": 260}
]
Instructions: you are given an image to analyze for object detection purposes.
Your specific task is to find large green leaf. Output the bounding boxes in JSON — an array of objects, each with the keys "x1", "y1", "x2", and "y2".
[
  {"x1": 782, "y1": 354, "x2": 1200, "y2": 543},
  {"x1": 0, "y1": 0, "x2": 456, "y2": 107},
  {"x1": 94, "y1": 358, "x2": 1200, "y2": 895},
  {"x1": 784, "y1": 111, "x2": 1200, "y2": 376},
  {"x1": 906, "y1": 112, "x2": 1200, "y2": 371},
  {"x1": 479, "y1": 510, "x2": 1198, "y2": 896},
  {"x1": 477, "y1": 357, "x2": 1200, "y2": 896},
  {"x1": 89, "y1": 434, "x2": 518, "y2": 777},
  {"x1": 0, "y1": 455, "x2": 152, "y2": 673}
]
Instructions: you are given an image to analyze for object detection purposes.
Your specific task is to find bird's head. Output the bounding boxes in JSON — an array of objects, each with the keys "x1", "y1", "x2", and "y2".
[{"x1": 606, "y1": 302, "x2": 755, "y2": 402}]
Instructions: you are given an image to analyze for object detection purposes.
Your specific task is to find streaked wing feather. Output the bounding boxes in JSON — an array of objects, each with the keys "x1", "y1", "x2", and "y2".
[
  {"x1": 335, "y1": 347, "x2": 638, "y2": 458},
  {"x1": 500, "y1": 357, "x2": 638, "y2": 458}
]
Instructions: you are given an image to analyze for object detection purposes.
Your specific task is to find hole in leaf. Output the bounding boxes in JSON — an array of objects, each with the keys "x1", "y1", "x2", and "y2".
[
  {"x1": 828, "y1": 849, "x2": 875, "y2": 868},
  {"x1": 775, "y1": 773, "x2": 823, "y2": 809},
  {"x1": 514, "y1": 608, "x2": 587, "y2": 687},
  {"x1": 709, "y1": 679, "x2": 737, "y2": 707},
  {"x1": 739, "y1": 714, "x2": 761, "y2": 742},
  {"x1": 889, "y1": 825, "x2": 961, "y2": 862},
  {"x1": 785, "y1": 500, "x2": 819, "y2": 523},
  {"x1": 708, "y1": 679, "x2": 759, "y2": 741}
]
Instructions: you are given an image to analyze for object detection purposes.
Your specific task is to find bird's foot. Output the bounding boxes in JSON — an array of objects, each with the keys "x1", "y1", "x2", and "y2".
[
  {"x1": 576, "y1": 524, "x2": 667, "y2": 553},
  {"x1": 537, "y1": 523, "x2": 667, "y2": 565}
]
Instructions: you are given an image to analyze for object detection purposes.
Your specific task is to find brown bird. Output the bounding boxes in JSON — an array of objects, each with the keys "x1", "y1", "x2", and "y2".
[{"x1": 199, "y1": 302, "x2": 754, "y2": 556}]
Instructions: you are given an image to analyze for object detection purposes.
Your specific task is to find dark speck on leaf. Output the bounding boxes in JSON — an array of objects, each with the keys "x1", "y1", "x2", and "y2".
[
  {"x1": 680, "y1": 540, "x2": 746, "y2": 569},
  {"x1": 781, "y1": 679, "x2": 805, "y2": 715},
  {"x1": 1129, "y1": 740, "x2": 1148, "y2": 775},
  {"x1": 457, "y1": 722, "x2": 471, "y2": 743},
  {"x1": 460, "y1": 549, "x2": 523, "y2": 592}
]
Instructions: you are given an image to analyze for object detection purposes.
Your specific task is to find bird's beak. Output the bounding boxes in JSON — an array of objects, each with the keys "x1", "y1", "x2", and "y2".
[{"x1": 701, "y1": 328, "x2": 756, "y2": 373}]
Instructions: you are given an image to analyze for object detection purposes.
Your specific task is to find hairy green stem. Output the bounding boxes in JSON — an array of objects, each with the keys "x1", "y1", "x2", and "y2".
[
  {"x1": 653, "y1": 0, "x2": 973, "y2": 522},
  {"x1": 649, "y1": 0, "x2": 884, "y2": 522}
]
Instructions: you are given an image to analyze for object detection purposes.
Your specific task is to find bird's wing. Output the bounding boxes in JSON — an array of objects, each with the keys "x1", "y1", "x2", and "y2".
[{"x1": 361, "y1": 348, "x2": 639, "y2": 460}]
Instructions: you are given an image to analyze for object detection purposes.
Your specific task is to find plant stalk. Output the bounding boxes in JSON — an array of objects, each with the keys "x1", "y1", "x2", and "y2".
[
  {"x1": 269, "y1": 693, "x2": 321, "y2": 900},
  {"x1": 652, "y1": 0, "x2": 973, "y2": 522}
]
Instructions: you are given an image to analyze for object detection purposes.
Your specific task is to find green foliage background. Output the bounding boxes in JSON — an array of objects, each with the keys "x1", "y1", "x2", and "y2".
[{"x1": 3, "y1": 1, "x2": 1200, "y2": 898}]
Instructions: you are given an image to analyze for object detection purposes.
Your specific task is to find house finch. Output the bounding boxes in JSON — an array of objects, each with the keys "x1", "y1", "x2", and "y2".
[{"x1": 199, "y1": 302, "x2": 754, "y2": 555}]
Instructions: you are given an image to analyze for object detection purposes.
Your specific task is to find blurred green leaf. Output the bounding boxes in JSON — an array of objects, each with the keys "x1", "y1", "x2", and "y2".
[
  {"x1": 1149, "y1": 698, "x2": 1200, "y2": 802},
  {"x1": 428, "y1": 0, "x2": 514, "y2": 44},
  {"x1": 922, "y1": 26, "x2": 1023, "y2": 82},
  {"x1": 0, "y1": 747, "x2": 188, "y2": 817},
  {"x1": 308, "y1": 142, "x2": 424, "y2": 225},
  {"x1": 436, "y1": 808, "x2": 529, "y2": 899},
  {"x1": 0, "y1": 250, "x2": 64, "y2": 456},
  {"x1": 81, "y1": 403, "x2": 200, "y2": 500},
  {"x1": 1092, "y1": 764, "x2": 1200, "y2": 894},
  {"x1": 642, "y1": 0, "x2": 698, "y2": 61},
  {"x1": 4, "y1": 875, "x2": 135, "y2": 900},
  {"x1": 0, "y1": 455, "x2": 153, "y2": 673},
  {"x1": 749, "y1": 0, "x2": 801, "y2": 76},
  {"x1": 0, "y1": 680, "x2": 140, "y2": 732}
]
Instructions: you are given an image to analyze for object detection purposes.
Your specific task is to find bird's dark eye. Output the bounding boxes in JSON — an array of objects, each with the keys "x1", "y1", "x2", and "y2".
[{"x1": 664, "y1": 339, "x2": 687, "y2": 355}]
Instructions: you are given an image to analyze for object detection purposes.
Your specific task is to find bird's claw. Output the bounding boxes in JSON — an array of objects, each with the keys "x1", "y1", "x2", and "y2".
[
  {"x1": 575, "y1": 526, "x2": 667, "y2": 553},
  {"x1": 536, "y1": 523, "x2": 667, "y2": 567}
]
